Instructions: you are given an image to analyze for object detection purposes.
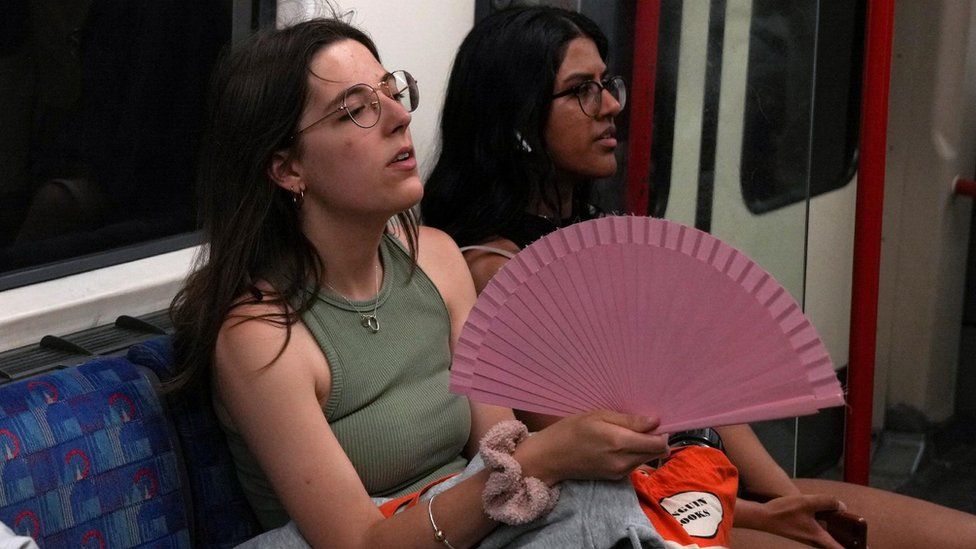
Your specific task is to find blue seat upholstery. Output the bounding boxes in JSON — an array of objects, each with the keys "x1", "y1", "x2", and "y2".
[
  {"x1": 127, "y1": 337, "x2": 260, "y2": 548},
  {"x1": 0, "y1": 337, "x2": 262, "y2": 548},
  {"x1": 0, "y1": 358, "x2": 190, "y2": 547}
]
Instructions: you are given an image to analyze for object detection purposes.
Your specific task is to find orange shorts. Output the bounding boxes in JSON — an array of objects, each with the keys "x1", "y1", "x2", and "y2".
[
  {"x1": 379, "y1": 445, "x2": 738, "y2": 548},
  {"x1": 631, "y1": 446, "x2": 738, "y2": 547}
]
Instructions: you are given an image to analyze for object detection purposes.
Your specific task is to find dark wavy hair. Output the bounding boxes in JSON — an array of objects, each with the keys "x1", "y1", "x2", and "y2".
[
  {"x1": 169, "y1": 18, "x2": 419, "y2": 393},
  {"x1": 421, "y1": 6, "x2": 607, "y2": 247}
]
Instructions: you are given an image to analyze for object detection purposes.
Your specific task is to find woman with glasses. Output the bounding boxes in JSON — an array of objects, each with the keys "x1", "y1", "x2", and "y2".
[
  {"x1": 423, "y1": 7, "x2": 627, "y2": 295},
  {"x1": 168, "y1": 15, "x2": 702, "y2": 549},
  {"x1": 423, "y1": 6, "x2": 976, "y2": 549}
]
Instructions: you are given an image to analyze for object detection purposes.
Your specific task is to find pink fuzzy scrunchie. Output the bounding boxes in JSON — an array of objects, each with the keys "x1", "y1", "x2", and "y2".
[{"x1": 480, "y1": 420, "x2": 560, "y2": 525}]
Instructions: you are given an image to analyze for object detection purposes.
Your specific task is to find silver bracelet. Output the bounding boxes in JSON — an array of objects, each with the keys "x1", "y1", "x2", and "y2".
[{"x1": 426, "y1": 492, "x2": 458, "y2": 549}]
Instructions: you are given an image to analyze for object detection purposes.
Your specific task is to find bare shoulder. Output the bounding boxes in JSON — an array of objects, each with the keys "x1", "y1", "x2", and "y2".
[
  {"x1": 216, "y1": 290, "x2": 293, "y2": 371},
  {"x1": 416, "y1": 225, "x2": 466, "y2": 268},
  {"x1": 463, "y1": 237, "x2": 519, "y2": 295},
  {"x1": 214, "y1": 292, "x2": 330, "y2": 403},
  {"x1": 412, "y1": 226, "x2": 475, "y2": 301},
  {"x1": 384, "y1": 222, "x2": 465, "y2": 294}
]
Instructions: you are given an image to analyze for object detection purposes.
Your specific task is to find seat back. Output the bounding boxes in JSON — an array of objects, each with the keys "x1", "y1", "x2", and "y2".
[
  {"x1": 0, "y1": 358, "x2": 191, "y2": 547},
  {"x1": 127, "y1": 337, "x2": 261, "y2": 548}
]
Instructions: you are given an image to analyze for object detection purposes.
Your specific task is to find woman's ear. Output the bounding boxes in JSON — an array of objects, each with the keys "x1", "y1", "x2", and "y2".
[{"x1": 268, "y1": 149, "x2": 302, "y2": 193}]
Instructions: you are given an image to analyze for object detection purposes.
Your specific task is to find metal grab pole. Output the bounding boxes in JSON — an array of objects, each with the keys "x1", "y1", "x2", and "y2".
[{"x1": 844, "y1": 0, "x2": 895, "y2": 485}]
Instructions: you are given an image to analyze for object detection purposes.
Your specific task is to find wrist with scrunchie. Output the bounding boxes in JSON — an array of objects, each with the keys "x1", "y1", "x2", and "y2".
[{"x1": 480, "y1": 420, "x2": 560, "y2": 525}]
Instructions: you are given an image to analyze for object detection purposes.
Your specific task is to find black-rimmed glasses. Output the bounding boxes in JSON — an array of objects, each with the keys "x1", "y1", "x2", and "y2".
[
  {"x1": 294, "y1": 70, "x2": 419, "y2": 135},
  {"x1": 551, "y1": 75, "x2": 627, "y2": 118}
]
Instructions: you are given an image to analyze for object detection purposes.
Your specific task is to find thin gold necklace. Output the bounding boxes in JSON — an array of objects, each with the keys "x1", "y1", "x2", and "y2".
[{"x1": 324, "y1": 264, "x2": 381, "y2": 334}]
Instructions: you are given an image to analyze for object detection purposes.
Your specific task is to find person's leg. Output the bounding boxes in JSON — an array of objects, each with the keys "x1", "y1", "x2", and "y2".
[
  {"x1": 795, "y1": 478, "x2": 976, "y2": 549},
  {"x1": 730, "y1": 527, "x2": 809, "y2": 548}
]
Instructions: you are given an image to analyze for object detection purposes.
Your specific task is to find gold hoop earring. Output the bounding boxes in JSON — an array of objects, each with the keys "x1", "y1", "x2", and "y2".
[{"x1": 292, "y1": 188, "x2": 305, "y2": 208}]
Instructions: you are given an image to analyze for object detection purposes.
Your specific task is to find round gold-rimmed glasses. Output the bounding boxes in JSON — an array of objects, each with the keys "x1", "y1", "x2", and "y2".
[{"x1": 294, "y1": 70, "x2": 419, "y2": 135}]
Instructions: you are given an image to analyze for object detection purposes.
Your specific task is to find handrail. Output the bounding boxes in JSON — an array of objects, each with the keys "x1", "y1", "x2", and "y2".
[{"x1": 845, "y1": 0, "x2": 895, "y2": 485}]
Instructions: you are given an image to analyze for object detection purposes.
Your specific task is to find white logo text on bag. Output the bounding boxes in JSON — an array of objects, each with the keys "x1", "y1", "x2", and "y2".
[{"x1": 659, "y1": 491, "x2": 724, "y2": 538}]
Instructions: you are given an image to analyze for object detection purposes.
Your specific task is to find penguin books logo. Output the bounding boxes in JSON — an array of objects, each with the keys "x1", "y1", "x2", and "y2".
[
  {"x1": 27, "y1": 380, "x2": 59, "y2": 404},
  {"x1": 0, "y1": 429, "x2": 21, "y2": 460},
  {"x1": 659, "y1": 491, "x2": 724, "y2": 538}
]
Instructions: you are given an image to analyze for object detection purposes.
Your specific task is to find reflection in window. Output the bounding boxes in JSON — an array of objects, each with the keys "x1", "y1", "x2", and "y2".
[
  {"x1": 0, "y1": 1, "x2": 238, "y2": 288},
  {"x1": 740, "y1": 0, "x2": 864, "y2": 214}
]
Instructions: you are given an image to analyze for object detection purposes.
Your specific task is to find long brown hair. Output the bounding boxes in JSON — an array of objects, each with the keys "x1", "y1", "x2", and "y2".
[{"x1": 169, "y1": 19, "x2": 419, "y2": 394}]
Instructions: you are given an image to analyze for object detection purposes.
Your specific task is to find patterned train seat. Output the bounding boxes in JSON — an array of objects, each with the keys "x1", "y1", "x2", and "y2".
[
  {"x1": 0, "y1": 337, "x2": 261, "y2": 548},
  {"x1": 0, "y1": 358, "x2": 190, "y2": 546}
]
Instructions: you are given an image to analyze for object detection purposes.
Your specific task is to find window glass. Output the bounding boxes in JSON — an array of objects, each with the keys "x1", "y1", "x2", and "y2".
[
  {"x1": 0, "y1": 1, "x2": 268, "y2": 290},
  {"x1": 650, "y1": 1, "x2": 863, "y2": 217},
  {"x1": 739, "y1": 0, "x2": 863, "y2": 213}
]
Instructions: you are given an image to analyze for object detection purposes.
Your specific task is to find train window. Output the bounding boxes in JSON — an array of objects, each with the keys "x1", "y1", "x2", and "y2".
[
  {"x1": 649, "y1": 0, "x2": 864, "y2": 219},
  {"x1": 739, "y1": 0, "x2": 864, "y2": 214},
  {"x1": 0, "y1": 1, "x2": 275, "y2": 291}
]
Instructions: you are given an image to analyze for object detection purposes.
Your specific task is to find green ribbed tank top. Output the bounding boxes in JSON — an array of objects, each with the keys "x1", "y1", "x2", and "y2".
[{"x1": 221, "y1": 235, "x2": 471, "y2": 529}]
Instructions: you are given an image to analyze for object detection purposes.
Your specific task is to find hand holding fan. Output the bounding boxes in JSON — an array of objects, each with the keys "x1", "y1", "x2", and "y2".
[{"x1": 450, "y1": 216, "x2": 844, "y2": 433}]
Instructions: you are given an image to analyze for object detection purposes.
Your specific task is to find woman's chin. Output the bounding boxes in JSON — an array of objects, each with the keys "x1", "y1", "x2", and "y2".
[
  {"x1": 585, "y1": 158, "x2": 618, "y2": 180},
  {"x1": 393, "y1": 176, "x2": 425, "y2": 210}
]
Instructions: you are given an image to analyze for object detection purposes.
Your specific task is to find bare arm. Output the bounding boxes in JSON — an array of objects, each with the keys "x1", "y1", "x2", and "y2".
[
  {"x1": 717, "y1": 423, "x2": 799, "y2": 531},
  {"x1": 718, "y1": 424, "x2": 845, "y2": 548},
  {"x1": 717, "y1": 424, "x2": 800, "y2": 497}
]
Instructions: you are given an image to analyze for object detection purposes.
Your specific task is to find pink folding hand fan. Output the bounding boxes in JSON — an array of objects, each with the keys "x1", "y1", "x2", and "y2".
[{"x1": 450, "y1": 216, "x2": 844, "y2": 433}]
